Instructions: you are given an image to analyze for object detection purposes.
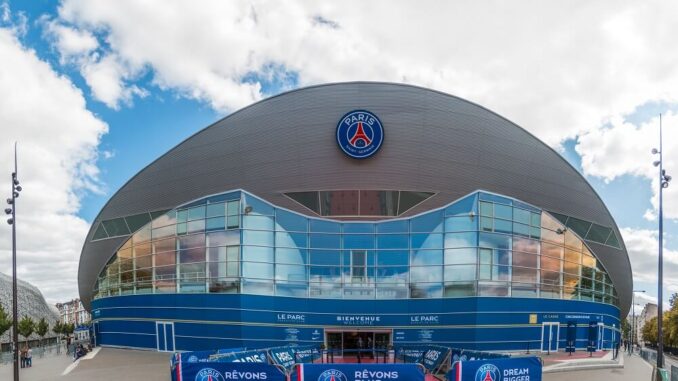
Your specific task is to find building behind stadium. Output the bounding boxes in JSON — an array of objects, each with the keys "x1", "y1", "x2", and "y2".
[{"x1": 78, "y1": 82, "x2": 631, "y2": 353}]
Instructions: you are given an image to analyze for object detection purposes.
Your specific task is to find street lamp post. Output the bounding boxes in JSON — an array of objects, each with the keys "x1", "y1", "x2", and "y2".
[
  {"x1": 630, "y1": 290, "x2": 645, "y2": 355},
  {"x1": 652, "y1": 114, "x2": 671, "y2": 370},
  {"x1": 5, "y1": 143, "x2": 21, "y2": 381}
]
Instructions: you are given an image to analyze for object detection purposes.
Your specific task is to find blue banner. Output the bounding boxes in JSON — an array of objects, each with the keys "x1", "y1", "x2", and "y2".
[
  {"x1": 215, "y1": 349, "x2": 269, "y2": 363},
  {"x1": 449, "y1": 356, "x2": 542, "y2": 381},
  {"x1": 269, "y1": 346, "x2": 297, "y2": 370},
  {"x1": 293, "y1": 346, "x2": 321, "y2": 363},
  {"x1": 419, "y1": 345, "x2": 450, "y2": 372},
  {"x1": 299, "y1": 364, "x2": 424, "y2": 381},
  {"x1": 395, "y1": 346, "x2": 428, "y2": 363},
  {"x1": 178, "y1": 362, "x2": 285, "y2": 381}
]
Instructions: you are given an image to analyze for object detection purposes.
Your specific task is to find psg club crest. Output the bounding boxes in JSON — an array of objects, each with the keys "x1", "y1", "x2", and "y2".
[
  {"x1": 336, "y1": 110, "x2": 384, "y2": 159},
  {"x1": 318, "y1": 369, "x2": 348, "y2": 381},
  {"x1": 475, "y1": 364, "x2": 501, "y2": 381},
  {"x1": 195, "y1": 368, "x2": 225, "y2": 381}
]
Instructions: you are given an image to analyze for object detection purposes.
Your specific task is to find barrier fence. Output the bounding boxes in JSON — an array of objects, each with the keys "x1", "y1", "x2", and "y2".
[
  {"x1": 672, "y1": 365, "x2": 678, "y2": 381},
  {"x1": 169, "y1": 344, "x2": 542, "y2": 381}
]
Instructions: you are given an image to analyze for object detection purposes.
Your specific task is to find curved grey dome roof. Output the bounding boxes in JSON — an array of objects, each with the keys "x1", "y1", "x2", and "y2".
[{"x1": 79, "y1": 82, "x2": 631, "y2": 314}]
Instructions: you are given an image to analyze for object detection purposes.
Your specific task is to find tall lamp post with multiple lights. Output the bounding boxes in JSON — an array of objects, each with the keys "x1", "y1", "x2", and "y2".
[
  {"x1": 652, "y1": 114, "x2": 671, "y2": 370},
  {"x1": 630, "y1": 290, "x2": 645, "y2": 355},
  {"x1": 5, "y1": 143, "x2": 21, "y2": 381}
]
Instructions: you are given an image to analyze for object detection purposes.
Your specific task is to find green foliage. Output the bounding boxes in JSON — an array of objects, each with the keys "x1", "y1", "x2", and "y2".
[
  {"x1": 63, "y1": 322, "x2": 75, "y2": 335},
  {"x1": 36, "y1": 318, "x2": 48, "y2": 338},
  {"x1": 621, "y1": 318, "x2": 631, "y2": 342},
  {"x1": 643, "y1": 316, "x2": 658, "y2": 345},
  {"x1": 17, "y1": 316, "x2": 34, "y2": 341},
  {"x1": 0, "y1": 304, "x2": 12, "y2": 337},
  {"x1": 52, "y1": 321, "x2": 62, "y2": 335}
]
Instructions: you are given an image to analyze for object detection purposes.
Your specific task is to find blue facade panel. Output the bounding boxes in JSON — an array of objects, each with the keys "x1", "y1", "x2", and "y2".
[{"x1": 92, "y1": 294, "x2": 619, "y2": 352}]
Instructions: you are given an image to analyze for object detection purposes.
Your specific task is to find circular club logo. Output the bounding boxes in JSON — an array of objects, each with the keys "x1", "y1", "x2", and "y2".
[
  {"x1": 195, "y1": 368, "x2": 225, "y2": 381},
  {"x1": 336, "y1": 110, "x2": 384, "y2": 159},
  {"x1": 475, "y1": 363, "x2": 501, "y2": 381},
  {"x1": 318, "y1": 369, "x2": 348, "y2": 381}
]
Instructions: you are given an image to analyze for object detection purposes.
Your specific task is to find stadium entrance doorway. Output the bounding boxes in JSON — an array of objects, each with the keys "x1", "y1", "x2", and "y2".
[{"x1": 325, "y1": 330, "x2": 391, "y2": 355}]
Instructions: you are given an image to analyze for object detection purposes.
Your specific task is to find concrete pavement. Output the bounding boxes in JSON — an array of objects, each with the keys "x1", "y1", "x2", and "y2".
[{"x1": 544, "y1": 351, "x2": 653, "y2": 381}]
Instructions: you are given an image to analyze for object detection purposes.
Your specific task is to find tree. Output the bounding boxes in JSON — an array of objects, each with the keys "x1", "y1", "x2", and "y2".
[
  {"x1": 621, "y1": 318, "x2": 631, "y2": 343},
  {"x1": 0, "y1": 303, "x2": 12, "y2": 338},
  {"x1": 52, "y1": 320, "x2": 63, "y2": 336},
  {"x1": 36, "y1": 318, "x2": 49, "y2": 347},
  {"x1": 643, "y1": 316, "x2": 658, "y2": 346},
  {"x1": 17, "y1": 316, "x2": 35, "y2": 346},
  {"x1": 64, "y1": 322, "x2": 74, "y2": 337}
]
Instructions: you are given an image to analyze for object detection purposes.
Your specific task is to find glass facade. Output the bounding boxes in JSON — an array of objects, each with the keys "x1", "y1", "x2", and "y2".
[{"x1": 92, "y1": 190, "x2": 619, "y2": 307}]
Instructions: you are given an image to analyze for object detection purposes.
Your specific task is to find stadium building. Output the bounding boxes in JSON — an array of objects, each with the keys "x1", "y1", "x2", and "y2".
[{"x1": 79, "y1": 82, "x2": 631, "y2": 353}]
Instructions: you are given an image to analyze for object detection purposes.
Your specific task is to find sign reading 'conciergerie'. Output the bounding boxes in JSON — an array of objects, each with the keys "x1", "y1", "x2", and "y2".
[{"x1": 336, "y1": 110, "x2": 384, "y2": 159}]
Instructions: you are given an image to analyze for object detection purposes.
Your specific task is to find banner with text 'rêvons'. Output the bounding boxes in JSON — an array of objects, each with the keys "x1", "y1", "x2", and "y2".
[
  {"x1": 177, "y1": 362, "x2": 286, "y2": 381},
  {"x1": 298, "y1": 364, "x2": 424, "y2": 381}
]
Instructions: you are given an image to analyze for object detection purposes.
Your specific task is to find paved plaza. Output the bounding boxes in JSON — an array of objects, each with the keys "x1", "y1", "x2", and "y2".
[{"x1": 0, "y1": 347, "x2": 669, "y2": 380}]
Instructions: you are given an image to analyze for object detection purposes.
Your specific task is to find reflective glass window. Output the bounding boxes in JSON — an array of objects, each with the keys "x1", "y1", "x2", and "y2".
[
  {"x1": 445, "y1": 232, "x2": 478, "y2": 248},
  {"x1": 541, "y1": 243, "x2": 563, "y2": 259},
  {"x1": 343, "y1": 223, "x2": 375, "y2": 234},
  {"x1": 207, "y1": 231, "x2": 239, "y2": 247},
  {"x1": 479, "y1": 232, "x2": 511, "y2": 250},
  {"x1": 377, "y1": 234, "x2": 408, "y2": 249},
  {"x1": 242, "y1": 279, "x2": 274, "y2": 295},
  {"x1": 513, "y1": 237, "x2": 539, "y2": 253},
  {"x1": 377, "y1": 220, "x2": 409, "y2": 233},
  {"x1": 410, "y1": 211, "x2": 443, "y2": 233},
  {"x1": 344, "y1": 234, "x2": 375, "y2": 249},
  {"x1": 275, "y1": 264, "x2": 307, "y2": 282},
  {"x1": 480, "y1": 201, "x2": 493, "y2": 217},
  {"x1": 276, "y1": 248, "x2": 307, "y2": 265},
  {"x1": 478, "y1": 282, "x2": 509, "y2": 296},
  {"x1": 411, "y1": 233, "x2": 442, "y2": 250},
  {"x1": 275, "y1": 209, "x2": 307, "y2": 232},
  {"x1": 513, "y1": 252, "x2": 537, "y2": 269},
  {"x1": 410, "y1": 283, "x2": 443, "y2": 298},
  {"x1": 206, "y1": 203, "x2": 225, "y2": 218},
  {"x1": 444, "y1": 248, "x2": 477, "y2": 265},
  {"x1": 242, "y1": 262, "x2": 273, "y2": 279},
  {"x1": 243, "y1": 230, "x2": 274, "y2": 246},
  {"x1": 276, "y1": 232, "x2": 308, "y2": 248},
  {"x1": 495, "y1": 204, "x2": 512, "y2": 220},
  {"x1": 512, "y1": 283, "x2": 537, "y2": 298},
  {"x1": 187, "y1": 206, "x2": 205, "y2": 221},
  {"x1": 410, "y1": 249, "x2": 443, "y2": 266},
  {"x1": 445, "y1": 193, "x2": 478, "y2": 216},
  {"x1": 242, "y1": 246, "x2": 273, "y2": 262},
  {"x1": 376, "y1": 250, "x2": 408, "y2": 266},
  {"x1": 410, "y1": 266, "x2": 442, "y2": 282},
  {"x1": 494, "y1": 219, "x2": 512, "y2": 234},
  {"x1": 513, "y1": 208, "x2": 530, "y2": 225},
  {"x1": 276, "y1": 281, "x2": 308, "y2": 297},
  {"x1": 444, "y1": 282, "x2": 476, "y2": 297},
  {"x1": 445, "y1": 216, "x2": 477, "y2": 232},
  {"x1": 205, "y1": 217, "x2": 225, "y2": 231},
  {"x1": 376, "y1": 266, "x2": 408, "y2": 283},
  {"x1": 444, "y1": 265, "x2": 476, "y2": 281},
  {"x1": 310, "y1": 250, "x2": 341, "y2": 266},
  {"x1": 310, "y1": 233, "x2": 341, "y2": 248}
]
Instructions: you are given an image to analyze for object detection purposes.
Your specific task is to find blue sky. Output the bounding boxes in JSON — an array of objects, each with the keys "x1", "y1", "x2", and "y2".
[{"x1": 1, "y1": 0, "x2": 677, "y2": 309}]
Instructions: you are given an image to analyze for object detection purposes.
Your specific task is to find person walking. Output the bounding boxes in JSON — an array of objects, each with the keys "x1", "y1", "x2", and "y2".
[
  {"x1": 26, "y1": 346, "x2": 32, "y2": 367},
  {"x1": 20, "y1": 345, "x2": 26, "y2": 368}
]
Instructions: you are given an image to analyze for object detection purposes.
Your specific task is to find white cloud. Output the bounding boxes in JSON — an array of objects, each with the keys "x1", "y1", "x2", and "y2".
[
  {"x1": 80, "y1": 53, "x2": 148, "y2": 109},
  {"x1": 577, "y1": 112, "x2": 678, "y2": 219},
  {"x1": 43, "y1": 19, "x2": 98, "y2": 62},
  {"x1": 48, "y1": 0, "x2": 678, "y2": 144},
  {"x1": 620, "y1": 227, "x2": 678, "y2": 306},
  {"x1": 0, "y1": 25, "x2": 108, "y2": 304}
]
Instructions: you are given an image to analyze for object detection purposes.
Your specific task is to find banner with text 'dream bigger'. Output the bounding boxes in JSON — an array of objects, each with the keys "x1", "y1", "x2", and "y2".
[
  {"x1": 297, "y1": 363, "x2": 424, "y2": 381},
  {"x1": 448, "y1": 356, "x2": 542, "y2": 381}
]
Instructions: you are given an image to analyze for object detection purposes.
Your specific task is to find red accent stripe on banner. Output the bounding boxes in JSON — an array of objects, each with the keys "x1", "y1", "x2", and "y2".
[{"x1": 297, "y1": 364, "x2": 303, "y2": 381}]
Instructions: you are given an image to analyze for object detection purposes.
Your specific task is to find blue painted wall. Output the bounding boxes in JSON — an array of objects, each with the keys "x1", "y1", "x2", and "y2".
[{"x1": 91, "y1": 294, "x2": 619, "y2": 352}]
